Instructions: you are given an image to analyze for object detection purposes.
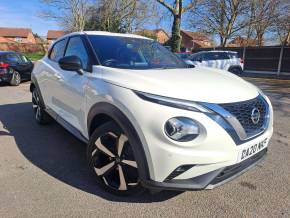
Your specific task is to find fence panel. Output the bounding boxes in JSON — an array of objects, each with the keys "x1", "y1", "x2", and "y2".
[{"x1": 193, "y1": 46, "x2": 290, "y2": 73}]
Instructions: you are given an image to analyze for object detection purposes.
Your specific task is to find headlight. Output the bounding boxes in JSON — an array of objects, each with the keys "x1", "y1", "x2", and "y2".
[
  {"x1": 135, "y1": 91, "x2": 212, "y2": 113},
  {"x1": 164, "y1": 117, "x2": 199, "y2": 142}
]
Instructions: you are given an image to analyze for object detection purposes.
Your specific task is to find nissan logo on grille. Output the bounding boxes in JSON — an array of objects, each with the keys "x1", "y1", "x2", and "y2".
[{"x1": 251, "y1": 107, "x2": 261, "y2": 124}]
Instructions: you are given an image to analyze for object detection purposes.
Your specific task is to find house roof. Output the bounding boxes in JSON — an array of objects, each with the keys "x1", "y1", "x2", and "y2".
[
  {"x1": 0, "y1": 28, "x2": 32, "y2": 38},
  {"x1": 229, "y1": 36, "x2": 257, "y2": 46},
  {"x1": 134, "y1": 29, "x2": 170, "y2": 38},
  {"x1": 181, "y1": 30, "x2": 209, "y2": 41},
  {"x1": 47, "y1": 30, "x2": 66, "y2": 40},
  {"x1": 0, "y1": 36, "x2": 15, "y2": 43}
]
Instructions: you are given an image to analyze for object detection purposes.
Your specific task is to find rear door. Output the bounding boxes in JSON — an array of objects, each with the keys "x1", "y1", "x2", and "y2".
[
  {"x1": 203, "y1": 52, "x2": 218, "y2": 68},
  {"x1": 214, "y1": 52, "x2": 230, "y2": 70},
  {"x1": 4, "y1": 53, "x2": 23, "y2": 73},
  {"x1": 17, "y1": 54, "x2": 34, "y2": 79}
]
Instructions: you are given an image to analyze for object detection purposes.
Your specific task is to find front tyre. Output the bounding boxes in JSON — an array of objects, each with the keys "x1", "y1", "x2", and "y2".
[
  {"x1": 10, "y1": 71, "x2": 21, "y2": 86},
  {"x1": 87, "y1": 121, "x2": 146, "y2": 196},
  {"x1": 32, "y1": 88, "x2": 52, "y2": 125}
]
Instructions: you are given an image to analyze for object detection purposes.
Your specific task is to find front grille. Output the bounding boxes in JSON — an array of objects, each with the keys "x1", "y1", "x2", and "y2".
[{"x1": 220, "y1": 95, "x2": 268, "y2": 139}]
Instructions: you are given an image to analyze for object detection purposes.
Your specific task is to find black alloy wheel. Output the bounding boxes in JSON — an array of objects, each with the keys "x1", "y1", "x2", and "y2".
[
  {"x1": 32, "y1": 88, "x2": 51, "y2": 124},
  {"x1": 10, "y1": 71, "x2": 21, "y2": 86},
  {"x1": 87, "y1": 121, "x2": 145, "y2": 196}
]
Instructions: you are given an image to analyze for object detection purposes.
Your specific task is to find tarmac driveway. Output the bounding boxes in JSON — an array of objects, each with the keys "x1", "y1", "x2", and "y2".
[{"x1": 0, "y1": 78, "x2": 289, "y2": 217}]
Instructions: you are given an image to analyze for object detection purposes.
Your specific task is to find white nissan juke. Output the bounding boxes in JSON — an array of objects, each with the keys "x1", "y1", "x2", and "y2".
[{"x1": 30, "y1": 31, "x2": 273, "y2": 196}]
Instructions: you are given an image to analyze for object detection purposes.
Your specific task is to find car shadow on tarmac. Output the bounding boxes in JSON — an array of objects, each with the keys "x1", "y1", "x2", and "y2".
[{"x1": 0, "y1": 102, "x2": 182, "y2": 203}]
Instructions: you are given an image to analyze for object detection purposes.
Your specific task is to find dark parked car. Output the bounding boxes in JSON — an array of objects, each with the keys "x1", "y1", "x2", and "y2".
[{"x1": 0, "y1": 51, "x2": 33, "y2": 86}]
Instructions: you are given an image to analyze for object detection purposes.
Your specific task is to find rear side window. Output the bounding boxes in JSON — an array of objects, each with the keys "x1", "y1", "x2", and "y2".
[
  {"x1": 4, "y1": 53, "x2": 21, "y2": 63},
  {"x1": 203, "y1": 53, "x2": 217, "y2": 60},
  {"x1": 228, "y1": 52, "x2": 239, "y2": 58},
  {"x1": 64, "y1": 36, "x2": 89, "y2": 70},
  {"x1": 204, "y1": 52, "x2": 229, "y2": 60},
  {"x1": 49, "y1": 39, "x2": 66, "y2": 62},
  {"x1": 217, "y1": 52, "x2": 230, "y2": 59}
]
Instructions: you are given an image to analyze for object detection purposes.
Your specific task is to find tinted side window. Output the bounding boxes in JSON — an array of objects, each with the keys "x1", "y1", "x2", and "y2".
[
  {"x1": 190, "y1": 54, "x2": 201, "y2": 61},
  {"x1": 19, "y1": 54, "x2": 30, "y2": 63},
  {"x1": 203, "y1": 53, "x2": 216, "y2": 60},
  {"x1": 5, "y1": 53, "x2": 21, "y2": 63},
  {"x1": 49, "y1": 39, "x2": 66, "y2": 62},
  {"x1": 217, "y1": 52, "x2": 230, "y2": 59},
  {"x1": 228, "y1": 52, "x2": 238, "y2": 58},
  {"x1": 64, "y1": 36, "x2": 89, "y2": 70}
]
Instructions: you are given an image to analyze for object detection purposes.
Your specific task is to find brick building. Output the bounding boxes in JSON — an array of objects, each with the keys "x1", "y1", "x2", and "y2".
[
  {"x1": 180, "y1": 30, "x2": 212, "y2": 51},
  {"x1": 0, "y1": 28, "x2": 36, "y2": 44}
]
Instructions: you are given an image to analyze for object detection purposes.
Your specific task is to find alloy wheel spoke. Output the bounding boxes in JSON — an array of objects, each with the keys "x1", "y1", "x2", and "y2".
[
  {"x1": 117, "y1": 134, "x2": 128, "y2": 156},
  {"x1": 128, "y1": 183, "x2": 138, "y2": 186},
  {"x1": 121, "y1": 160, "x2": 137, "y2": 168},
  {"x1": 36, "y1": 107, "x2": 41, "y2": 119},
  {"x1": 95, "y1": 138, "x2": 115, "y2": 157},
  {"x1": 118, "y1": 165, "x2": 127, "y2": 190},
  {"x1": 94, "y1": 161, "x2": 115, "y2": 176},
  {"x1": 108, "y1": 132, "x2": 118, "y2": 138}
]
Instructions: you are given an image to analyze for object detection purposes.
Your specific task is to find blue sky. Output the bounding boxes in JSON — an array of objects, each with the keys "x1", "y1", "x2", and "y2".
[{"x1": 0, "y1": 0, "x2": 60, "y2": 36}]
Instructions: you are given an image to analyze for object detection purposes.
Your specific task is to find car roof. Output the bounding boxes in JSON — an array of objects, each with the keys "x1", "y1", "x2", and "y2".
[
  {"x1": 0, "y1": 51, "x2": 18, "y2": 56},
  {"x1": 57, "y1": 31, "x2": 152, "y2": 42},
  {"x1": 193, "y1": 50, "x2": 238, "y2": 55},
  {"x1": 203, "y1": 50, "x2": 237, "y2": 53}
]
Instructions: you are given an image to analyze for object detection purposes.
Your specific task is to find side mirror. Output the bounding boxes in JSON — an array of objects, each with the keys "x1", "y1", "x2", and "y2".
[
  {"x1": 197, "y1": 58, "x2": 202, "y2": 62},
  {"x1": 58, "y1": 56, "x2": 83, "y2": 75}
]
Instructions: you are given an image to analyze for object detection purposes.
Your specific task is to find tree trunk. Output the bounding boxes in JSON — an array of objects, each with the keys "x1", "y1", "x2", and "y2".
[
  {"x1": 221, "y1": 37, "x2": 227, "y2": 47},
  {"x1": 257, "y1": 33, "x2": 263, "y2": 46},
  {"x1": 171, "y1": 14, "x2": 181, "y2": 52}
]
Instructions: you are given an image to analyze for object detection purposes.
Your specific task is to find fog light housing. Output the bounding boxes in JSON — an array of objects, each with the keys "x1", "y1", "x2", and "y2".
[{"x1": 164, "y1": 117, "x2": 200, "y2": 142}]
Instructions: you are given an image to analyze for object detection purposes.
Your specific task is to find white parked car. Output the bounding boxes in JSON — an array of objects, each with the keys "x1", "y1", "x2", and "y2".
[
  {"x1": 185, "y1": 51, "x2": 244, "y2": 74},
  {"x1": 30, "y1": 32, "x2": 273, "y2": 196}
]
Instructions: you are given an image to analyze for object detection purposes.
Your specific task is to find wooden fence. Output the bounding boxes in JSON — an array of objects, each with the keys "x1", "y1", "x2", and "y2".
[{"x1": 0, "y1": 42, "x2": 46, "y2": 53}]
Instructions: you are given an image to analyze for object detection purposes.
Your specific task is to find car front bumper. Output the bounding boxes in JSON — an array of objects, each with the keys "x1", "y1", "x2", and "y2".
[
  {"x1": 142, "y1": 148, "x2": 267, "y2": 191},
  {"x1": 102, "y1": 85, "x2": 274, "y2": 190}
]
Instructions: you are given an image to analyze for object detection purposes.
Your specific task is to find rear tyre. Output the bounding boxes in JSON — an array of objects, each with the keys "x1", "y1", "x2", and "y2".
[
  {"x1": 229, "y1": 67, "x2": 243, "y2": 75},
  {"x1": 87, "y1": 121, "x2": 146, "y2": 196},
  {"x1": 32, "y1": 88, "x2": 52, "y2": 125},
  {"x1": 10, "y1": 71, "x2": 21, "y2": 86}
]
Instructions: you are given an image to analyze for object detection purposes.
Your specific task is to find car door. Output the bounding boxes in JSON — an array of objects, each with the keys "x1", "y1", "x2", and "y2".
[
  {"x1": 215, "y1": 52, "x2": 230, "y2": 70},
  {"x1": 203, "y1": 52, "x2": 217, "y2": 68},
  {"x1": 53, "y1": 35, "x2": 90, "y2": 133},
  {"x1": 17, "y1": 54, "x2": 34, "y2": 79},
  {"x1": 40, "y1": 38, "x2": 67, "y2": 116},
  {"x1": 190, "y1": 53, "x2": 205, "y2": 66},
  {"x1": 4, "y1": 53, "x2": 23, "y2": 73}
]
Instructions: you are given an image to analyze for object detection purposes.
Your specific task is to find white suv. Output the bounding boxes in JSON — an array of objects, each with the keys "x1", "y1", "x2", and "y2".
[
  {"x1": 30, "y1": 32, "x2": 273, "y2": 196},
  {"x1": 185, "y1": 51, "x2": 244, "y2": 74}
]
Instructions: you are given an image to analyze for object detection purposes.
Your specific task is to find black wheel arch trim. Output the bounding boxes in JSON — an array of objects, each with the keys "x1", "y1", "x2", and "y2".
[{"x1": 87, "y1": 102, "x2": 151, "y2": 181}]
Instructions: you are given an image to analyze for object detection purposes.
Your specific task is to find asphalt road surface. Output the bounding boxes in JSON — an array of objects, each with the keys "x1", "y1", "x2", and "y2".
[{"x1": 0, "y1": 78, "x2": 289, "y2": 218}]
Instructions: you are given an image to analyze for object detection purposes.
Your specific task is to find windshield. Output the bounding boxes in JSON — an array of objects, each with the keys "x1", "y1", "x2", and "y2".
[{"x1": 88, "y1": 35, "x2": 188, "y2": 69}]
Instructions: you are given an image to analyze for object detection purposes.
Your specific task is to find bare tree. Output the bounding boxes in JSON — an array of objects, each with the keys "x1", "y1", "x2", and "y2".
[
  {"x1": 190, "y1": 0, "x2": 257, "y2": 47},
  {"x1": 85, "y1": 0, "x2": 159, "y2": 33},
  {"x1": 273, "y1": 0, "x2": 290, "y2": 46},
  {"x1": 156, "y1": 0, "x2": 200, "y2": 52},
  {"x1": 40, "y1": 0, "x2": 92, "y2": 31},
  {"x1": 249, "y1": 0, "x2": 280, "y2": 46}
]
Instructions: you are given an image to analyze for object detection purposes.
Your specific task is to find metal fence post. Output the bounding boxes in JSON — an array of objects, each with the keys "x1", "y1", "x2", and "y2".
[
  {"x1": 242, "y1": 46, "x2": 246, "y2": 62},
  {"x1": 277, "y1": 45, "x2": 284, "y2": 76}
]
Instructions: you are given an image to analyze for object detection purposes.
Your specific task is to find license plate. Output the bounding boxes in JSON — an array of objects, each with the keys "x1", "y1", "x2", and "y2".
[{"x1": 238, "y1": 138, "x2": 268, "y2": 162}]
